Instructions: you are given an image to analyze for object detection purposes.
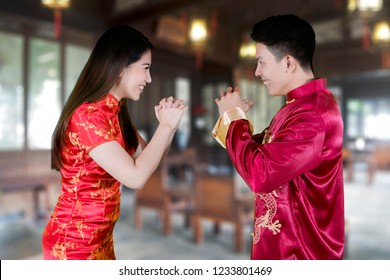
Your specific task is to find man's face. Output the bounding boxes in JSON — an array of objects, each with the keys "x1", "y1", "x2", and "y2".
[{"x1": 254, "y1": 43, "x2": 289, "y2": 97}]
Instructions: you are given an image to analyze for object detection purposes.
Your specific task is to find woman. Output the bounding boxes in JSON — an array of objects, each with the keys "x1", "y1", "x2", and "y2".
[{"x1": 42, "y1": 25, "x2": 187, "y2": 260}]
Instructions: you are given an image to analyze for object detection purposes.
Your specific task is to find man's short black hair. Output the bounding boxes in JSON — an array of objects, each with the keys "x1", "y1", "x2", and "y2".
[{"x1": 251, "y1": 14, "x2": 316, "y2": 71}]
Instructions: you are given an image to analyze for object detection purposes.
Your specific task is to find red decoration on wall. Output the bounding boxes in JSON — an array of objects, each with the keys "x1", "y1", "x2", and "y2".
[
  {"x1": 181, "y1": 12, "x2": 188, "y2": 34},
  {"x1": 195, "y1": 48, "x2": 203, "y2": 69},
  {"x1": 41, "y1": 0, "x2": 70, "y2": 39},
  {"x1": 382, "y1": 51, "x2": 390, "y2": 68},
  {"x1": 54, "y1": 9, "x2": 62, "y2": 39},
  {"x1": 210, "y1": 9, "x2": 218, "y2": 36},
  {"x1": 362, "y1": 22, "x2": 370, "y2": 50}
]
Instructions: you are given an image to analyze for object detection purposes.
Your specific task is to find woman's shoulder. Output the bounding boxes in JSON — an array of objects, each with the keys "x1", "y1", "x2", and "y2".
[
  {"x1": 73, "y1": 101, "x2": 100, "y2": 118},
  {"x1": 75, "y1": 94, "x2": 119, "y2": 118},
  {"x1": 69, "y1": 101, "x2": 110, "y2": 130},
  {"x1": 68, "y1": 94, "x2": 120, "y2": 130}
]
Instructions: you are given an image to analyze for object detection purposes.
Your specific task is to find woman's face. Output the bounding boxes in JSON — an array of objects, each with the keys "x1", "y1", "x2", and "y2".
[{"x1": 111, "y1": 50, "x2": 152, "y2": 101}]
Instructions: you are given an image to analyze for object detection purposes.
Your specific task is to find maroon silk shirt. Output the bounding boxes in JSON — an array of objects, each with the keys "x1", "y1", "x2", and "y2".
[{"x1": 226, "y1": 79, "x2": 345, "y2": 259}]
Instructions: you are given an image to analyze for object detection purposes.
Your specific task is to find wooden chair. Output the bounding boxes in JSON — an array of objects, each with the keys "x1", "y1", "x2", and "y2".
[
  {"x1": 192, "y1": 175, "x2": 254, "y2": 253},
  {"x1": 342, "y1": 147, "x2": 353, "y2": 182},
  {"x1": 133, "y1": 169, "x2": 166, "y2": 232},
  {"x1": 133, "y1": 148, "x2": 198, "y2": 235},
  {"x1": 367, "y1": 144, "x2": 390, "y2": 184}
]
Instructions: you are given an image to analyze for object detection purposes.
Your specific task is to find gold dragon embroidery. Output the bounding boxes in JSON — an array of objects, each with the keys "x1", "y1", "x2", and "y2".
[
  {"x1": 252, "y1": 192, "x2": 282, "y2": 244},
  {"x1": 253, "y1": 127, "x2": 280, "y2": 244}
]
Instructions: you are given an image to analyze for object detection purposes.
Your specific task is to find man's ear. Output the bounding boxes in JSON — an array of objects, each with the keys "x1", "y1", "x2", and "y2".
[{"x1": 285, "y1": 55, "x2": 295, "y2": 72}]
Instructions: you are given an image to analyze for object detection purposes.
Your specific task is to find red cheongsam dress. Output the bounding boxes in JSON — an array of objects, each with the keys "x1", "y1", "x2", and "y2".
[{"x1": 42, "y1": 93, "x2": 128, "y2": 260}]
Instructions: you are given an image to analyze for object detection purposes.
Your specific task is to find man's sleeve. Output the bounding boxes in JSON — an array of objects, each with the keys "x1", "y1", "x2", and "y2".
[{"x1": 211, "y1": 107, "x2": 253, "y2": 148}]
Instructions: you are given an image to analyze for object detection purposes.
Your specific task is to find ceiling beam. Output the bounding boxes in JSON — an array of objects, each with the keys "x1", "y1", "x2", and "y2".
[{"x1": 109, "y1": 0, "x2": 210, "y2": 25}]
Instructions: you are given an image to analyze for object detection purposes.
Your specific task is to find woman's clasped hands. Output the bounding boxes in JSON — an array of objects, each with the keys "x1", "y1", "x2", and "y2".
[{"x1": 154, "y1": 96, "x2": 188, "y2": 130}]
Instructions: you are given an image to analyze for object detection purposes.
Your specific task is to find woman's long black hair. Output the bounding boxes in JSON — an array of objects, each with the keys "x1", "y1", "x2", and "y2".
[{"x1": 51, "y1": 25, "x2": 153, "y2": 170}]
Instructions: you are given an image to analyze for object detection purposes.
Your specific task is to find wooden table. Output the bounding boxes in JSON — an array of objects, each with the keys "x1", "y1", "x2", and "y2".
[{"x1": 0, "y1": 177, "x2": 57, "y2": 221}]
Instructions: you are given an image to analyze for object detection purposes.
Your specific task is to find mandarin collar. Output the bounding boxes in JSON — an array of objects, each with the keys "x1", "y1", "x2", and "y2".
[
  {"x1": 286, "y1": 78, "x2": 327, "y2": 103},
  {"x1": 99, "y1": 93, "x2": 120, "y2": 116}
]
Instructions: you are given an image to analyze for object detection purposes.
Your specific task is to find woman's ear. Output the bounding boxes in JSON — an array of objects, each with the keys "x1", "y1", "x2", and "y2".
[{"x1": 118, "y1": 68, "x2": 125, "y2": 78}]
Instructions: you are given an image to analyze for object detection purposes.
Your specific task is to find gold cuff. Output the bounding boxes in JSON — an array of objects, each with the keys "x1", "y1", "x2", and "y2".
[{"x1": 211, "y1": 107, "x2": 252, "y2": 148}]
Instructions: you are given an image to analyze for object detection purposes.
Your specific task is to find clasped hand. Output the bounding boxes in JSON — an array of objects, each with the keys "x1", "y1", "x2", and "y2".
[
  {"x1": 215, "y1": 86, "x2": 253, "y2": 116},
  {"x1": 154, "y1": 96, "x2": 188, "y2": 130}
]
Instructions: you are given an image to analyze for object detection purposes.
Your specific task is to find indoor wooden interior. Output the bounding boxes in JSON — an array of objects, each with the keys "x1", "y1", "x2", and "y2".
[{"x1": 0, "y1": 0, "x2": 390, "y2": 258}]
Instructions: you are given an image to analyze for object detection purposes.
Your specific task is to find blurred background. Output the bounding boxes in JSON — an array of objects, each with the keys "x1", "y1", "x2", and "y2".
[{"x1": 0, "y1": 0, "x2": 389, "y2": 260}]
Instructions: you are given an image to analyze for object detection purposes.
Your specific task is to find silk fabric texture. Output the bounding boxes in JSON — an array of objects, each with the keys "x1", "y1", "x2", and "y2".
[
  {"x1": 42, "y1": 94, "x2": 128, "y2": 260},
  {"x1": 213, "y1": 78, "x2": 345, "y2": 259}
]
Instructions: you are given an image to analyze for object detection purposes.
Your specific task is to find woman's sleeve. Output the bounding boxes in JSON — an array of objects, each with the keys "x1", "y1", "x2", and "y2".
[{"x1": 68, "y1": 107, "x2": 117, "y2": 154}]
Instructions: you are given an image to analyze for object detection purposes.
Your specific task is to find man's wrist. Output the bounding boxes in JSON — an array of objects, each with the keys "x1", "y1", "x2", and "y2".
[
  {"x1": 212, "y1": 107, "x2": 251, "y2": 148},
  {"x1": 222, "y1": 107, "x2": 247, "y2": 125}
]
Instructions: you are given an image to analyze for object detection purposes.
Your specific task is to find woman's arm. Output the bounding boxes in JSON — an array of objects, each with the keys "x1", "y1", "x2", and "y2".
[
  {"x1": 89, "y1": 124, "x2": 174, "y2": 189},
  {"x1": 132, "y1": 131, "x2": 147, "y2": 159},
  {"x1": 89, "y1": 97, "x2": 187, "y2": 190}
]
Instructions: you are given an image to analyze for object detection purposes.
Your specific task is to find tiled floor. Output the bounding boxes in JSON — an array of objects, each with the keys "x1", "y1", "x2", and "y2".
[
  {"x1": 343, "y1": 170, "x2": 390, "y2": 259},
  {"x1": 1, "y1": 170, "x2": 389, "y2": 260}
]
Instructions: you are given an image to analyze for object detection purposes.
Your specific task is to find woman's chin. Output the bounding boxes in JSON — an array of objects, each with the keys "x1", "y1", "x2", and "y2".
[{"x1": 127, "y1": 93, "x2": 141, "y2": 101}]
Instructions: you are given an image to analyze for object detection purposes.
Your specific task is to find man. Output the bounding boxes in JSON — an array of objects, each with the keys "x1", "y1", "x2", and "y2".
[{"x1": 212, "y1": 14, "x2": 344, "y2": 259}]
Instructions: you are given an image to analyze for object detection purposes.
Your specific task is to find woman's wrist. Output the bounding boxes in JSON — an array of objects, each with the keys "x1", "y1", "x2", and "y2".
[{"x1": 157, "y1": 122, "x2": 176, "y2": 134}]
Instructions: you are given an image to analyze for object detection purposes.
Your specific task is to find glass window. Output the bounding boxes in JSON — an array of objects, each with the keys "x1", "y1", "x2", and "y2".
[
  {"x1": 347, "y1": 98, "x2": 390, "y2": 140},
  {"x1": 64, "y1": 44, "x2": 91, "y2": 101},
  {"x1": 239, "y1": 79, "x2": 279, "y2": 132},
  {"x1": 239, "y1": 79, "x2": 283, "y2": 133},
  {"x1": 346, "y1": 99, "x2": 362, "y2": 139},
  {"x1": 27, "y1": 38, "x2": 61, "y2": 149},
  {"x1": 0, "y1": 31, "x2": 24, "y2": 150},
  {"x1": 201, "y1": 82, "x2": 228, "y2": 145},
  {"x1": 200, "y1": 79, "x2": 282, "y2": 146},
  {"x1": 175, "y1": 77, "x2": 191, "y2": 149}
]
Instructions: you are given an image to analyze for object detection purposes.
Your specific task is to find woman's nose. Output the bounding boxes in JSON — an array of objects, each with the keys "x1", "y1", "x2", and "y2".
[{"x1": 146, "y1": 72, "x2": 152, "y2": 83}]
